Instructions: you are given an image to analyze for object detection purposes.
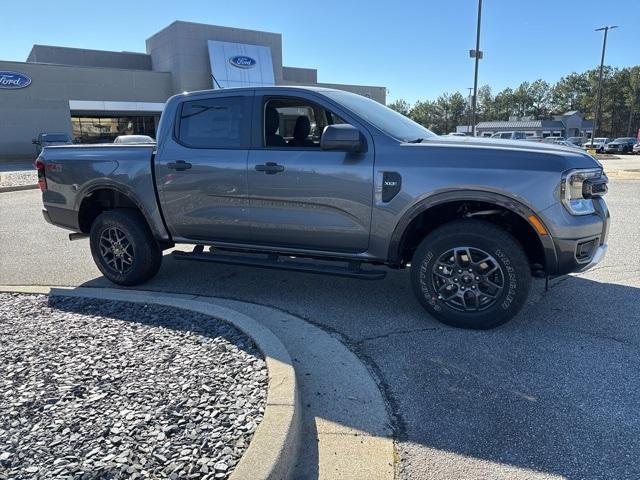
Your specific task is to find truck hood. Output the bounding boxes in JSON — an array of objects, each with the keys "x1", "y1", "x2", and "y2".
[{"x1": 410, "y1": 135, "x2": 602, "y2": 171}]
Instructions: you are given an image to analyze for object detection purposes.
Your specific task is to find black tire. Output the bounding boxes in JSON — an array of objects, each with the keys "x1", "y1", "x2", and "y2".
[
  {"x1": 410, "y1": 219, "x2": 531, "y2": 329},
  {"x1": 89, "y1": 209, "x2": 162, "y2": 286}
]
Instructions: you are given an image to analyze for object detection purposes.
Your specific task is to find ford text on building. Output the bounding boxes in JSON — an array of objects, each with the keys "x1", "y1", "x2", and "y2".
[
  {"x1": 0, "y1": 71, "x2": 32, "y2": 89},
  {"x1": 229, "y1": 56, "x2": 257, "y2": 68},
  {"x1": 0, "y1": 21, "x2": 386, "y2": 159}
]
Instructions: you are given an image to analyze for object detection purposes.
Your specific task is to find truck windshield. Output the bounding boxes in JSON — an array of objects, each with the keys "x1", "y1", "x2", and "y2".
[{"x1": 324, "y1": 90, "x2": 435, "y2": 142}]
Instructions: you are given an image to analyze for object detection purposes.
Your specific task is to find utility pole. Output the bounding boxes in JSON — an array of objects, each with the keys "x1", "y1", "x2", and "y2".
[
  {"x1": 470, "y1": 0, "x2": 483, "y2": 137},
  {"x1": 591, "y1": 25, "x2": 617, "y2": 146},
  {"x1": 467, "y1": 87, "x2": 473, "y2": 134}
]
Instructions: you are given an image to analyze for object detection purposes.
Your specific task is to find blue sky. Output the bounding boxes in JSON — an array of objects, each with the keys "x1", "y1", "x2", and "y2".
[{"x1": 1, "y1": 0, "x2": 638, "y2": 103}]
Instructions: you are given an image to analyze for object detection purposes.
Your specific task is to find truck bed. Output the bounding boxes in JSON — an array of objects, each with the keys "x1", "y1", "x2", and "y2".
[{"x1": 38, "y1": 144, "x2": 169, "y2": 240}]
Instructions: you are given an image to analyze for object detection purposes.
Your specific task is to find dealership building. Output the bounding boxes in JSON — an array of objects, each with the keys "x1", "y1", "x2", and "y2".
[
  {"x1": 473, "y1": 111, "x2": 594, "y2": 138},
  {"x1": 0, "y1": 21, "x2": 386, "y2": 159}
]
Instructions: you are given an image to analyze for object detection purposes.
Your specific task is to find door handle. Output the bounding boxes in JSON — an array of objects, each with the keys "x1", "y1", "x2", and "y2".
[
  {"x1": 167, "y1": 160, "x2": 192, "y2": 171},
  {"x1": 255, "y1": 162, "x2": 285, "y2": 175}
]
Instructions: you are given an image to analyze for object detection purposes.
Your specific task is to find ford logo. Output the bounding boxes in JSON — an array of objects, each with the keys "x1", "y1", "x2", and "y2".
[
  {"x1": 229, "y1": 56, "x2": 257, "y2": 69},
  {"x1": 0, "y1": 71, "x2": 32, "y2": 89}
]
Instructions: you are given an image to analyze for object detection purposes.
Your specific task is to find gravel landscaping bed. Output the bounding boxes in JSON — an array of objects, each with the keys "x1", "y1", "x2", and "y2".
[
  {"x1": 0, "y1": 293, "x2": 268, "y2": 479},
  {"x1": 0, "y1": 171, "x2": 37, "y2": 189}
]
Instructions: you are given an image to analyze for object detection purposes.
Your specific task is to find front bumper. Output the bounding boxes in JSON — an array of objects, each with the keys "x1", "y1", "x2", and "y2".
[
  {"x1": 579, "y1": 244, "x2": 608, "y2": 272},
  {"x1": 547, "y1": 198, "x2": 610, "y2": 275}
]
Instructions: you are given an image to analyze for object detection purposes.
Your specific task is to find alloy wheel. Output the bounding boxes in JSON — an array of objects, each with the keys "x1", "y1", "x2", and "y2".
[
  {"x1": 432, "y1": 246, "x2": 505, "y2": 312},
  {"x1": 99, "y1": 227, "x2": 134, "y2": 274}
]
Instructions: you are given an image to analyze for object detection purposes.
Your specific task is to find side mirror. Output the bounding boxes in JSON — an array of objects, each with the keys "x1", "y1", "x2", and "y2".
[{"x1": 321, "y1": 124, "x2": 364, "y2": 153}]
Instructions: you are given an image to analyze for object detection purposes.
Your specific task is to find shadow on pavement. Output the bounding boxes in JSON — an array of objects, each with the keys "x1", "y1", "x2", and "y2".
[{"x1": 76, "y1": 255, "x2": 640, "y2": 479}]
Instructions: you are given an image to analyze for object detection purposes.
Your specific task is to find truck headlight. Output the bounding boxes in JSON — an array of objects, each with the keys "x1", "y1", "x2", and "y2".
[{"x1": 561, "y1": 168, "x2": 606, "y2": 215}]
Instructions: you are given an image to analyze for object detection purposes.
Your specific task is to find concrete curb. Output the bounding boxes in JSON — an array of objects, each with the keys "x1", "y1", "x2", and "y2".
[
  {"x1": 0, "y1": 285, "x2": 301, "y2": 480},
  {"x1": 0, "y1": 184, "x2": 38, "y2": 193},
  {"x1": 605, "y1": 170, "x2": 640, "y2": 180}
]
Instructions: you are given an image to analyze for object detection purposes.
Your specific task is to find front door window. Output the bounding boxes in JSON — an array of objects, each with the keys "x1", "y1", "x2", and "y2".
[{"x1": 263, "y1": 98, "x2": 347, "y2": 149}]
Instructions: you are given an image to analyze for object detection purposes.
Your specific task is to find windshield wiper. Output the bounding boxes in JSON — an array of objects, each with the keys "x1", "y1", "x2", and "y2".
[{"x1": 406, "y1": 138, "x2": 424, "y2": 143}]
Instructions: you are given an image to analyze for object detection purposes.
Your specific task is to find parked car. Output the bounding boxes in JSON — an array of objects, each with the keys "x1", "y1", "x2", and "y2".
[
  {"x1": 582, "y1": 138, "x2": 610, "y2": 153},
  {"x1": 541, "y1": 136, "x2": 565, "y2": 144},
  {"x1": 633, "y1": 143, "x2": 640, "y2": 154},
  {"x1": 446, "y1": 132, "x2": 468, "y2": 137},
  {"x1": 35, "y1": 86, "x2": 610, "y2": 330},
  {"x1": 566, "y1": 136, "x2": 587, "y2": 147},
  {"x1": 605, "y1": 137, "x2": 637, "y2": 154},
  {"x1": 553, "y1": 140, "x2": 582, "y2": 149},
  {"x1": 113, "y1": 135, "x2": 156, "y2": 144},
  {"x1": 32, "y1": 132, "x2": 72, "y2": 155},
  {"x1": 490, "y1": 131, "x2": 528, "y2": 140}
]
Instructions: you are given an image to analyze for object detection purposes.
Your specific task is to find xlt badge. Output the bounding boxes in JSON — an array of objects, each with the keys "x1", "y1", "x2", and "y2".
[{"x1": 382, "y1": 172, "x2": 402, "y2": 202}]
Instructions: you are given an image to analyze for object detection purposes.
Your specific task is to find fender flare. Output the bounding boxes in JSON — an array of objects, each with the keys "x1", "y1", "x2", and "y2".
[
  {"x1": 76, "y1": 182, "x2": 171, "y2": 242},
  {"x1": 387, "y1": 190, "x2": 558, "y2": 272}
]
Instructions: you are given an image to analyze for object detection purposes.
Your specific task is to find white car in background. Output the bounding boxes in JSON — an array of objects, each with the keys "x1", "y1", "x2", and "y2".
[
  {"x1": 553, "y1": 140, "x2": 583, "y2": 149},
  {"x1": 582, "y1": 137, "x2": 610, "y2": 153},
  {"x1": 113, "y1": 135, "x2": 156, "y2": 144},
  {"x1": 541, "y1": 136, "x2": 565, "y2": 144},
  {"x1": 490, "y1": 131, "x2": 528, "y2": 140}
]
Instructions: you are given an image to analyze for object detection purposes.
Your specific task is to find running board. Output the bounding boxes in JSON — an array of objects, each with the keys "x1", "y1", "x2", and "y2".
[{"x1": 171, "y1": 250, "x2": 386, "y2": 280}]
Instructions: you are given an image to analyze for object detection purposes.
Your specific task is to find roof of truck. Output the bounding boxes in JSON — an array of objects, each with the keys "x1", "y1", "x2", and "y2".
[{"x1": 178, "y1": 85, "x2": 346, "y2": 97}]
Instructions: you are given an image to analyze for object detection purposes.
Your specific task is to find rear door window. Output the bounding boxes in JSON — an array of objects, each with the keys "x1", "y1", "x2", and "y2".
[{"x1": 177, "y1": 96, "x2": 250, "y2": 149}]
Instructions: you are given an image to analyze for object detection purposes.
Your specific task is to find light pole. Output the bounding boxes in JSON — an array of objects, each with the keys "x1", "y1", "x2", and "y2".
[
  {"x1": 591, "y1": 25, "x2": 617, "y2": 146},
  {"x1": 470, "y1": 0, "x2": 483, "y2": 137},
  {"x1": 467, "y1": 87, "x2": 473, "y2": 134}
]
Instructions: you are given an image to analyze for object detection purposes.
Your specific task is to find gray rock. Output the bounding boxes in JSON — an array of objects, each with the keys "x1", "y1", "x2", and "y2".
[{"x1": 0, "y1": 293, "x2": 267, "y2": 480}]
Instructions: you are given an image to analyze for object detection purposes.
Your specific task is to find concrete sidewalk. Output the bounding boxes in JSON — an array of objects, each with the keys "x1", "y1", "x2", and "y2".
[
  {"x1": 0, "y1": 161, "x2": 37, "y2": 192},
  {"x1": 0, "y1": 285, "x2": 396, "y2": 480},
  {"x1": 598, "y1": 155, "x2": 640, "y2": 174}
]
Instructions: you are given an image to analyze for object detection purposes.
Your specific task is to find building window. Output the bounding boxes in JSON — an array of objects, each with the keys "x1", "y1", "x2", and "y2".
[{"x1": 71, "y1": 115, "x2": 157, "y2": 144}]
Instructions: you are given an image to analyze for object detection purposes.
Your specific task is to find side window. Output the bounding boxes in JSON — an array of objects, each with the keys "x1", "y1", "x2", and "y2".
[
  {"x1": 177, "y1": 96, "x2": 248, "y2": 149},
  {"x1": 263, "y1": 97, "x2": 350, "y2": 149}
]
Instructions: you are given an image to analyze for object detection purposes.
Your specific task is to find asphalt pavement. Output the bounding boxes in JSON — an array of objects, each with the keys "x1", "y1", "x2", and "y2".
[{"x1": 1, "y1": 181, "x2": 639, "y2": 479}]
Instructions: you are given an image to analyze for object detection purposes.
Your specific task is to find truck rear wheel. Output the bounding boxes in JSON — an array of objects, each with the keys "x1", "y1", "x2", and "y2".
[
  {"x1": 89, "y1": 209, "x2": 162, "y2": 286},
  {"x1": 410, "y1": 219, "x2": 531, "y2": 329}
]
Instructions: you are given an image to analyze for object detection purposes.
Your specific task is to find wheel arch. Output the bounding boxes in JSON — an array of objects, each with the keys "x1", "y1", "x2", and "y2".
[
  {"x1": 77, "y1": 184, "x2": 172, "y2": 247},
  {"x1": 388, "y1": 190, "x2": 558, "y2": 274}
]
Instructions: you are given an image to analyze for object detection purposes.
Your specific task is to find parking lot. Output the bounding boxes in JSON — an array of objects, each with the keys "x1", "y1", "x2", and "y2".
[{"x1": 1, "y1": 180, "x2": 639, "y2": 479}]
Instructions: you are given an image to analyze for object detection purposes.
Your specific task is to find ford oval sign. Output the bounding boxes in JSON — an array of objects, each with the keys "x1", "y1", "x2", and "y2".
[
  {"x1": 229, "y1": 56, "x2": 257, "y2": 69},
  {"x1": 0, "y1": 71, "x2": 32, "y2": 89}
]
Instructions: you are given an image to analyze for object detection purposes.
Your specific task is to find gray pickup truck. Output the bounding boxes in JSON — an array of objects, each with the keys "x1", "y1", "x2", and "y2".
[{"x1": 37, "y1": 86, "x2": 610, "y2": 329}]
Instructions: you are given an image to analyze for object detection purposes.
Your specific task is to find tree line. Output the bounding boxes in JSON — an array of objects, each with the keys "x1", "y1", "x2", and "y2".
[{"x1": 388, "y1": 66, "x2": 640, "y2": 137}]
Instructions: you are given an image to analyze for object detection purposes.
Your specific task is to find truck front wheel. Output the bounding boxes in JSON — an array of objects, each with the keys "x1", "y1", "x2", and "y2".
[
  {"x1": 410, "y1": 219, "x2": 531, "y2": 329},
  {"x1": 89, "y1": 209, "x2": 162, "y2": 286}
]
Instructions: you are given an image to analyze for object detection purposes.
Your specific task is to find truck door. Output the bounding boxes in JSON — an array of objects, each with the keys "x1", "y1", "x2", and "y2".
[
  {"x1": 155, "y1": 91, "x2": 252, "y2": 243},
  {"x1": 247, "y1": 93, "x2": 374, "y2": 253}
]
